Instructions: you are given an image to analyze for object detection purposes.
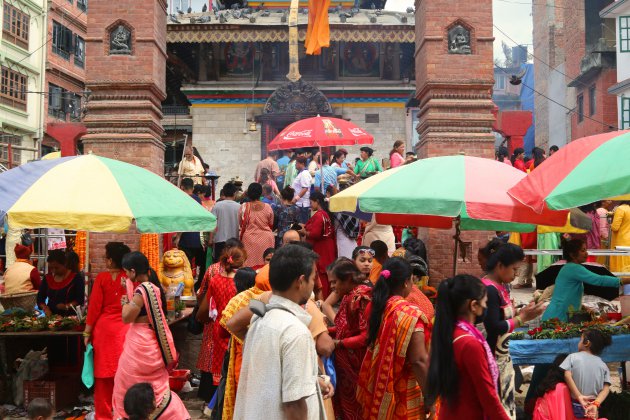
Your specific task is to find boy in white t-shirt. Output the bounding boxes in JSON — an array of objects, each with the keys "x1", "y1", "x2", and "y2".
[{"x1": 291, "y1": 156, "x2": 312, "y2": 223}]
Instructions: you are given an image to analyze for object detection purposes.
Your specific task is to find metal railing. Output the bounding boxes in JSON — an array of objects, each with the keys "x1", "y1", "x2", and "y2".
[{"x1": 162, "y1": 105, "x2": 190, "y2": 115}]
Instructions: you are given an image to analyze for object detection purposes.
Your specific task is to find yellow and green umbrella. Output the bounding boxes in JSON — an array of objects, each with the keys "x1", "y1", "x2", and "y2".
[{"x1": 0, "y1": 154, "x2": 216, "y2": 233}]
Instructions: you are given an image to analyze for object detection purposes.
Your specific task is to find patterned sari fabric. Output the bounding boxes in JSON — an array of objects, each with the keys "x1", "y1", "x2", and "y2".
[
  {"x1": 333, "y1": 284, "x2": 372, "y2": 420},
  {"x1": 482, "y1": 279, "x2": 516, "y2": 420},
  {"x1": 357, "y1": 296, "x2": 427, "y2": 419},
  {"x1": 196, "y1": 262, "x2": 224, "y2": 372},
  {"x1": 206, "y1": 273, "x2": 237, "y2": 385},
  {"x1": 112, "y1": 282, "x2": 189, "y2": 420},
  {"x1": 219, "y1": 286, "x2": 265, "y2": 420}
]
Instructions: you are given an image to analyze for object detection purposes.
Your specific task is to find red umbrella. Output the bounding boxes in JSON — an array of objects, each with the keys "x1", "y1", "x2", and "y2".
[{"x1": 267, "y1": 116, "x2": 374, "y2": 150}]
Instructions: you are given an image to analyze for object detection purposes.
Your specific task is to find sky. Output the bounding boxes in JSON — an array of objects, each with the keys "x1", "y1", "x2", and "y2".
[{"x1": 177, "y1": 0, "x2": 533, "y2": 62}]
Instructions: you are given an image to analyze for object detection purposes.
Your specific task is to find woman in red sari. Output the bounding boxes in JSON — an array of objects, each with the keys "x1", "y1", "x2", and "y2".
[
  {"x1": 327, "y1": 258, "x2": 372, "y2": 420},
  {"x1": 84, "y1": 242, "x2": 131, "y2": 419},
  {"x1": 203, "y1": 247, "x2": 244, "y2": 401},
  {"x1": 113, "y1": 252, "x2": 189, "y2": 420},
  {"x1": 196, "y1": 238, "x2": 244, "y2": 402},
  {"x1": 301, "y1": 191, "x2": 337, "y2": 297},
  {"x1": 357, "y1": 258, "x2": 430, "y2": 419}
]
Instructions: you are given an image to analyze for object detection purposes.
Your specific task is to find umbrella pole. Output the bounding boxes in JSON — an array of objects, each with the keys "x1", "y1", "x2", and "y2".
[
  {"x1": 84, "y1": 231, "x2": 90, "y2": 302},
  {"x1": 452, "y1": 218, "x2": 461, "y2": 277},
  {"x1": 319, "y1": 146, "x2": 324, "y2": 192}
]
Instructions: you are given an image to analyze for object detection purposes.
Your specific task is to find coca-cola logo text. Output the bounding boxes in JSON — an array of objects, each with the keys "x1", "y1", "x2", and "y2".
[
  {"x1": 283, "y1": 130, "x2": 313, "y2": 140},
  {"x1": 349, "y1": 128, "x2": 366, "y2": 137}
]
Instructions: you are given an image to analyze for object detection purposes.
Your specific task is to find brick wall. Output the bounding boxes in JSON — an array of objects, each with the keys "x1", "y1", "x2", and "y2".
[
  {"x1": 570, "y1": 68, "x2": 619, "y2": 139},
  {"x1": 413, "y1": 0, "x2": 495, "y2": 280},
  {"x1": 83, "y1": 0, "x2": 168, "y2": 274}
]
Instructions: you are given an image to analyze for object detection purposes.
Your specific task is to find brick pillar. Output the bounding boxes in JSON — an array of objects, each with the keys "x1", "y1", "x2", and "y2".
[
  {"x1": 414, "y1": 0, "x2": 495, "y2": 280},
  {"x1": 82, "y1": 0, "x2": 167, "y2": 273}
]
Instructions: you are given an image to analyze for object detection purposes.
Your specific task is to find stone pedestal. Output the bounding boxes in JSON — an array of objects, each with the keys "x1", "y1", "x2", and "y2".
[
  {"x1": 414, "y1": 0, "x2": 495, "y2": 279},
  {"x1": 83, "y1": 0, "x2": 168, "y2": 273}
]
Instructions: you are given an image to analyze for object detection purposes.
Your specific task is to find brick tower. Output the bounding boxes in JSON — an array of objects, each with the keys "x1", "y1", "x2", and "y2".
[
  {"x1": 414, "y1": 0, "x2": 496, "y2": 279},
  {"x1": 83, "y1": 0, "x2": 168, "y2": 272}
]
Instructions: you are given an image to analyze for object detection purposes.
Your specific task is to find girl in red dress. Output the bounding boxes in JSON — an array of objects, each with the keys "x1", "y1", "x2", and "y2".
[
  {"x1": 426, "y1": 275, "x2": 509, "y2": 420},
  {"x1": 196, "y1": 238, "x2": 244, "y2": 403},
  {"x1": 202, "y1": 247, "x2": 246, "y2": 403},
  {"x1": 302, "y1": 191, "x2": 337, "y2": 297},
  {"x1": 327, "y1": 258, "x2": 372, "y2": 420},
  {"x1": 84, "y1": 242, "x2": 131, "y2": 419}
]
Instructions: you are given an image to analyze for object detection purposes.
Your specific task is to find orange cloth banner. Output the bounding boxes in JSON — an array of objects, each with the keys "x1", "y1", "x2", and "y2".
[{"x1": 305, "y1": 0, "x2": 331, "y2": 55}]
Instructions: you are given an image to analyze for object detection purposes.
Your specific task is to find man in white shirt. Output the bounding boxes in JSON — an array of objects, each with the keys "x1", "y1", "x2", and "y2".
[
  {"x1": 291, "y1": 156, "x2": 312, "y2": 224},
  {"x1": 233, "y1": 245, "x2": 332, "y2": 420}
]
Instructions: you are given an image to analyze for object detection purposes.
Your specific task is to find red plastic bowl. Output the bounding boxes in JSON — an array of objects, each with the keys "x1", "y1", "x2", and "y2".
[
  {"x1": 169, "y1": 369, "x2": 190, "y2": 392},
  {"x1": 606, "y1": 312, "x2": 622, "y2": 321}
]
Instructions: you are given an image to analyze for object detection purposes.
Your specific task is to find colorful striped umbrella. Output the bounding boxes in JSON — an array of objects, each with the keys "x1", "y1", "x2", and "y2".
[
  {"x1": 0, "y1": 154, "x2": 216, "y2": 233},
  {"x1": 267, "y1": 116, "x2": 373, "y2": 150},
  {"x1": 508, "y1": 130, "x2": 630, "y2": 212},
  {"x1": 330, "y1": 155, "x2": 568, "y2": 232}
]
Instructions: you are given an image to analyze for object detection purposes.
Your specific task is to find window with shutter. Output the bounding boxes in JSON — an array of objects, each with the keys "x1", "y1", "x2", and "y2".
[
  {"x1": 74, "y1": 35, "x2": 85, "y2": 68},
  {"x1": 0, "y1": 66, "x2": 27, "y2": 111},
  {"x1": 2, "y1": 4, "x2": 30, "y2": 50}
]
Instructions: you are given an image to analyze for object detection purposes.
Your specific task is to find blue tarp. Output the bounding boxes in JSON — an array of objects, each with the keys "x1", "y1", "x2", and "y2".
[
  {"x1": 510, "y1": 334, "x2": 630, "y2": 365},
  {"x1": 519, "y1": 63, "x2": 536, "y2": 155}
]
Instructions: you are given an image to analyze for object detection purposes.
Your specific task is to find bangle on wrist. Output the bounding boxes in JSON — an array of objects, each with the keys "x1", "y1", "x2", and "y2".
[
  {"x1": 82, "y1": 331, "x2": 91, "y2": 337},
  {"x1": 592, "y1": 400, "x2": 601, "y2": 407}
]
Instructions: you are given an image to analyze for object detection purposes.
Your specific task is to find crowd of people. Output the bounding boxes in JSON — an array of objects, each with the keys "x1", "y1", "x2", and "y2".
[{"x1": 2, "y1": 140, "x2": 628, "y2": 420}]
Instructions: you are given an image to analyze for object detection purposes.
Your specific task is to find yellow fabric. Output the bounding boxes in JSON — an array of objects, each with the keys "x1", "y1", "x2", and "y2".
[
  {"x1": 537, "y1": 214, "x2": 588, "y2": 234},
  {"x1": 3, "y1": 261, "x2": 35, "y2": 294},
  {"x1": 41, "y1": 151, "x2": 61, "y2": 160},
  {"x1": 508, "y1": 232, "x2": 521, "y2": 246},
  {"x1": 610, "y1": 204, "x2": 630, "y2": 273},
  {"x1": 8, "y1": 156, "x2": 133, "y2": 232},
  {"x1": 220, "y1": 287, "x2": 264, "y2": 420},
  {"x1": 305, "y1": 0, "x2": 331, "y2": 55}
]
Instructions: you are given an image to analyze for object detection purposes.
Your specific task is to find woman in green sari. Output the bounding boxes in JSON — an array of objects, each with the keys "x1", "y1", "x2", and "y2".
[{"x1": 354, "y1": 147, "x2": 383, "y2": 179}]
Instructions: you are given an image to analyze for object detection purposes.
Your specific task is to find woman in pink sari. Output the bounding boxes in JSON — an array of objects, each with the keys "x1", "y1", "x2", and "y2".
[{"x1": 112, "y1": 252, "x2": 190, "y2": 420}]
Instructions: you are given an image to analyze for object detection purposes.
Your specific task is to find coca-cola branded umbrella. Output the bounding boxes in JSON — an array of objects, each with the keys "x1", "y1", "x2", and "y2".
[
  {"x1": 267, "y1": 116, "x2": 374, "y2": 190},
  {"x1": 267, "y1": 116, "x2": 374, "y2": 150}
]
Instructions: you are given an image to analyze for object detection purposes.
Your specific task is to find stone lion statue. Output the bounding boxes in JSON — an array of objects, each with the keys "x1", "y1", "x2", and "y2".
[{"x1": 158, "y1": 249, "x2": 194, "y2": 297}]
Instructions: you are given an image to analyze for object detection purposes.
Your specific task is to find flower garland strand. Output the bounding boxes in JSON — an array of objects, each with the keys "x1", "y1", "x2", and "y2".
[{"x1": 140, "y1": 233, "x2": 160, "y2": 272}]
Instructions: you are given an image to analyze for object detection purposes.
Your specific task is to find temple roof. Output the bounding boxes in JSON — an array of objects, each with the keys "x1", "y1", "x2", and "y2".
[{"x1": 167, "y1": 8, "x2": 414, "y2": 43}]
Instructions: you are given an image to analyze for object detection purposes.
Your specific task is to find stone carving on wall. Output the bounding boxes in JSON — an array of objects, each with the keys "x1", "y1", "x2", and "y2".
[
  {"x1": 448, "y1": 24, "x2": 471, "y2": 55},
  {"x1": 110, "y1": 25, "x2": 132, "y2": 55},
  {"x1": 264, "y1": 79, "x2": 332, "y2": 114}
]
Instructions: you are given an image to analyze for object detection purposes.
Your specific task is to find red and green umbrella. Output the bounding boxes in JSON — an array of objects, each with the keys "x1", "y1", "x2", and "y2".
[
  {"x1": 330, "y1": 155, "x2": 568, "y2": 231},
  {"x1": 509, "y1": 130, "x2": 630, "y2": 212}
]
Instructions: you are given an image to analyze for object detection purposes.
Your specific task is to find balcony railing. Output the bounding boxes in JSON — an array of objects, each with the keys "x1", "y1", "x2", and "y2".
[{"x1": 163, "y1": 105, "x2": 190, "y2": 115}]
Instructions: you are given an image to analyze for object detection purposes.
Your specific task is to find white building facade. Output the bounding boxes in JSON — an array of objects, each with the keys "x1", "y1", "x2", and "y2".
[
  {"x1": 1, "y1": 0, "x2": 46, "y2": 167},
  {"x1": 601, "y1": 0, "x2": 630, "y2": 130}
]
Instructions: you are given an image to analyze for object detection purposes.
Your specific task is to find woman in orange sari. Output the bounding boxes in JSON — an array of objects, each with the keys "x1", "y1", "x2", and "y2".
[
  {"x1": 357, "y1": 258, "x2": 430, "y2": 419},
  {"x1": 112, "y1": 252, "x2": 189, "y2": 420},
  {"x1": 327, "y1": 258, "x2": 372, "y2": 420}
]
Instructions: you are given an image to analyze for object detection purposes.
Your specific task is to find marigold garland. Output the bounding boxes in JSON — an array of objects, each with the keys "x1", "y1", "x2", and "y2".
[
  {"x1": 140, "y1": 233, "x2": 160, "y2": 272},
  {"x1": 75, "y1": 231, "x2": 87, "y2": 271}
]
